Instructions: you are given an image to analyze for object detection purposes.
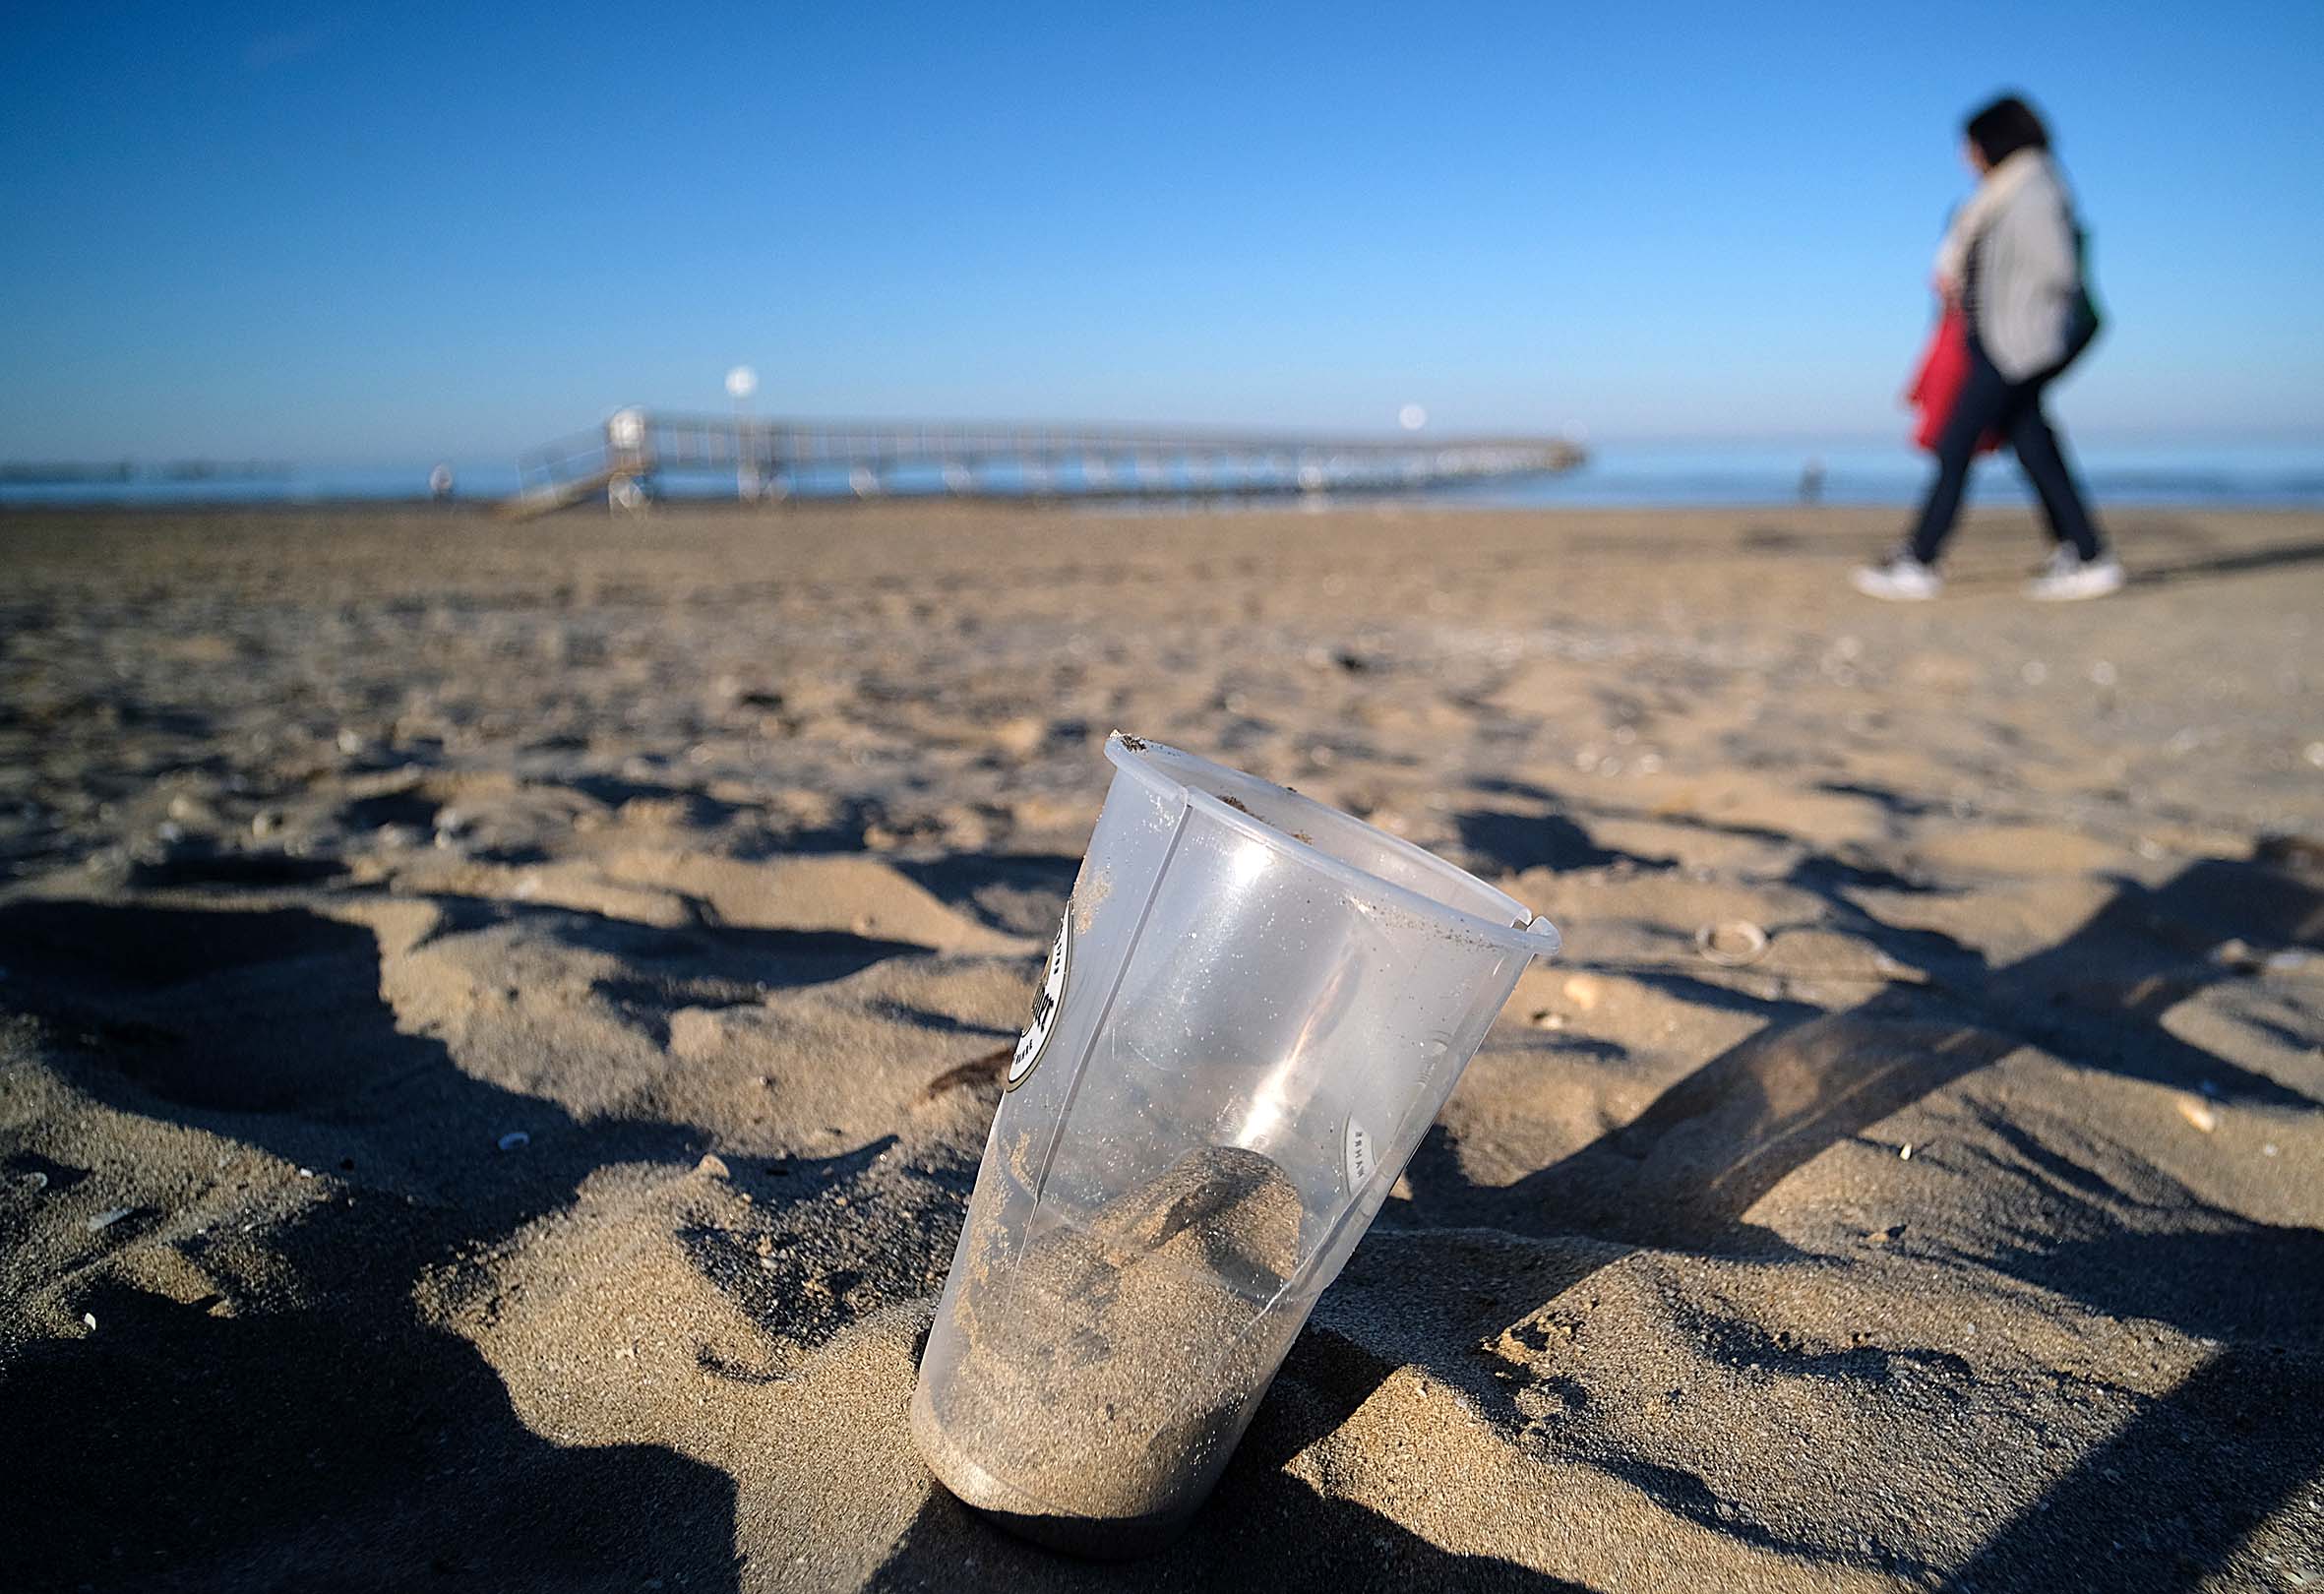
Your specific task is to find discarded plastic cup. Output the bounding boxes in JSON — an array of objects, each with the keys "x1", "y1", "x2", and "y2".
[{"x1": 910, "y1": 732, "x2": 1560, "y2": 1555}]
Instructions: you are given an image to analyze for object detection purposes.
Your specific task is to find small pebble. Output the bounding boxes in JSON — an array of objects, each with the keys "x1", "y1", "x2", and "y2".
[
  {"x1": 83, "y1": 1313, "x2": 96, "y2": 1331},
  {"x1": 695, "y1": 1153, "x2": 730, "y2": 1179},
  {"x1": 87, "y1": 1206, "x2": 134, "y2": 1232},
  {"x1": 19, "y1": 1171, "x2": 46, "y2": 1193},
  {"x1": 2175, "y1": 1095, "x2": 2220, "y2": 1134},
  {"x1": 1899, "y1": 1143, "x2": 1914, "y2": 1160},
  {"x1": 497, "y1": 1131, "x2": 530, "y2": 1152}
]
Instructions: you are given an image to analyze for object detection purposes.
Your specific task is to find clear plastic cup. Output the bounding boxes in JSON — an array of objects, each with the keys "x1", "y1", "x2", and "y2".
[{"x1": 910, "y1": 732, "x2": 1560, "y2": 1556}]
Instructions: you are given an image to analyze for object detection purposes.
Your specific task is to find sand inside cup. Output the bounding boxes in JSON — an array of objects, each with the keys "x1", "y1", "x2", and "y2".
[{"x1": 911, "y1": 1144, "x2": 1304, "y2": 1553}]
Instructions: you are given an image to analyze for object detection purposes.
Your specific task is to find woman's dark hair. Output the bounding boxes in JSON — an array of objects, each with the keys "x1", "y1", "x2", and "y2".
[{"x1": 1965, "y1": 94, "x2": 2050, "y2": 165}]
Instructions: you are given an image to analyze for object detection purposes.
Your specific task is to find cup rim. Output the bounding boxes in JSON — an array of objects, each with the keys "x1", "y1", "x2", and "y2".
[{"x1": 1103, "y1": 731, "x2": 1562, "y2": 959}]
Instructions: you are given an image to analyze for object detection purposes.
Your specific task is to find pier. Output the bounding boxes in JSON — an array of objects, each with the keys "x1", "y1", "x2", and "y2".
[{"x1": 503, "y1": 409, "x2": 1584, "y2": 517}]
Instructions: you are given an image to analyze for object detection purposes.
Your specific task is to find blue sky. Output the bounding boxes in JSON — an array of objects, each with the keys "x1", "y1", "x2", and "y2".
[{"x1": 4, "y1": 1, "x2": 2319, "y2": 462}]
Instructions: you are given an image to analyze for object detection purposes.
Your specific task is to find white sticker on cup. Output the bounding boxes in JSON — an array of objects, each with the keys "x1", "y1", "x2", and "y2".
[
  {"x1": 1344, "y1": 1116, "x2": 1376, "y2": 1191},
  {"x1": 1007, "y1": 904, "x2": 1071, "y2": 1089}
]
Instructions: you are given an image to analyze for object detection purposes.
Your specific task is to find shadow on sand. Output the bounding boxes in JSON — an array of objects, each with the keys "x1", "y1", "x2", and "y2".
[
  {"x1": 864, "y1": 841, "x2": 2323, "y2": 1590},
  {"x1": 0, "y1": 890, "x2": 950, "y2": 1592},
  {"x1": 1358, "y1": 845, "x2": 2318, "y2": 1591},
  {"x1": 5, "y1": 833, "x2": 2320, "y2": 1592}
]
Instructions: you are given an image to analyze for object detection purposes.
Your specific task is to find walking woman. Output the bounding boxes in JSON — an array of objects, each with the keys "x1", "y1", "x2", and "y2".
[{"x1": 1856, "y1": 94, "x2": 2123, "y2": 601}]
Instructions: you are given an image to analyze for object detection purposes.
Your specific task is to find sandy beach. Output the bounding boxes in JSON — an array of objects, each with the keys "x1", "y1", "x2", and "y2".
[{"x1": 2, "y1": 500, "x2": 2320, "y2": 1592}]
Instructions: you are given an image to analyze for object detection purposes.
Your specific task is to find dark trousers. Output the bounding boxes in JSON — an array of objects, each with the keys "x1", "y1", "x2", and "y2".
[{"x1": 1909, "y1": 339, "x2": 2105, "y2": 565}]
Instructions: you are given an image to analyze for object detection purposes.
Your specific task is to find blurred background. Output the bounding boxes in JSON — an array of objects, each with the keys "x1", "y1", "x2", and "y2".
[{"x1": 4, "y1": 0, "x2": 2320, "y2": 506}]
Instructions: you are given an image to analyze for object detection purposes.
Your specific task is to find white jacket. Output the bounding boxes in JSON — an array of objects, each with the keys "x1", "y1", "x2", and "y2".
[{"x1": 1963, "y1": 155, "x2": 2083, "y2": 382}]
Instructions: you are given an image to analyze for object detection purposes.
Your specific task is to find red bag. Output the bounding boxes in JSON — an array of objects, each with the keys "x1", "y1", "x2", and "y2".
[{"x1": 1906, "y1": 305, "x2": 2000, "y2": 455}]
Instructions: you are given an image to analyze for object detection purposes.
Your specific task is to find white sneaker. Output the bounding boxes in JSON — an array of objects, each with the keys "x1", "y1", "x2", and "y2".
[
  {"x1": 2027, "y1": 550, "x2": 2125, "y2": 601},
  {"x1": 1852, "y1": 552, "x2": 1942, "y2": 601}
]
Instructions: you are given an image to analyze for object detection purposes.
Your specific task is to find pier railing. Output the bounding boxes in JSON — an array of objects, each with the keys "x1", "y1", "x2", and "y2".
[{"x1": 507, "y1": 408, "x2": 1583, "y2": 516}]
